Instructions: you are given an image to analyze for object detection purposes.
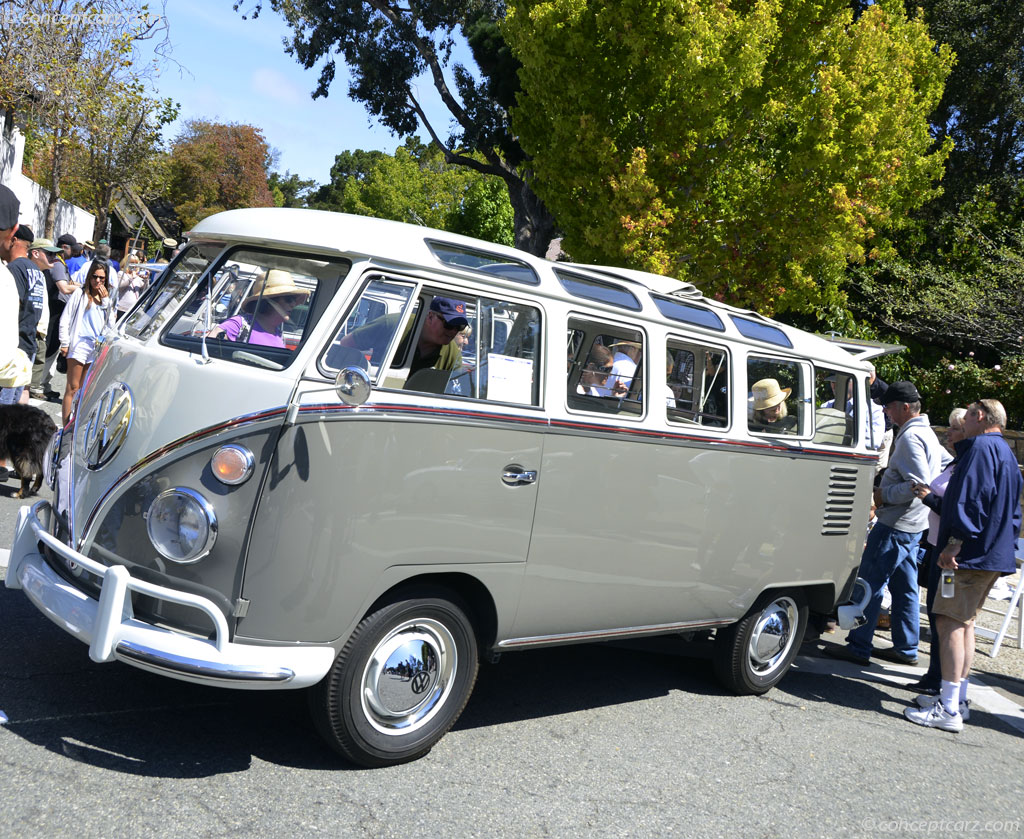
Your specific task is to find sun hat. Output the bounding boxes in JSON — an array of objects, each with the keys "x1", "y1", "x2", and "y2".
[
  {"x1": 162, "y1": 237, "x2": 178, "y2": 248},
  {"x1": 752, "y1": 378, "x2": 791, "y2": 410},
  {"x1": 29, "y1": 238, "x2": 61, "y2": 253},
  {"x1": 242, "y1": 269, "x2": 310, "y2": 309}
]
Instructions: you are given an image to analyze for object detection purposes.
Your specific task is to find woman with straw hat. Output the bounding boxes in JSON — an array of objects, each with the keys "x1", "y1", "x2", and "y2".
[{"x1": 208, "y1": 269, "x2": 309, "y2": 348}]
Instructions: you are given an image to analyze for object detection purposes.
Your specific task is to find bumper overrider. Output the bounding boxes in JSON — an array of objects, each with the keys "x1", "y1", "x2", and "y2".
[{"x1": 6, "y1": 500, "x2": 335, "y2": 689}]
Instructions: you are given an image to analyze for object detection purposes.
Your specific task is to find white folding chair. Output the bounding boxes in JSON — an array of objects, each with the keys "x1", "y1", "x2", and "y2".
[{"x1": 975, "y1": 537, "x2": 1024, "y2": 657}]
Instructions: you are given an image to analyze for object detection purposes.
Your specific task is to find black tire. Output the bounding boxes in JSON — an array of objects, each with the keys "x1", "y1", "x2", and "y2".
[
  {"x1": 309, "y1": 588, "x2": 479, "y2": 768},
  {"x1": 713, "y1": 591, "x2": 808, "y2": 695}
]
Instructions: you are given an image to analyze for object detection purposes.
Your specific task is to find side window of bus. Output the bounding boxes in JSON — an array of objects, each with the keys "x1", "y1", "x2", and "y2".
[
  {"x1": 329, "y1": 284, "x2": 542, "y2": 407},
  {"x1": 667, "y1": 341, "x2": 729, "y2": 428},
  {"x1": 813, "y1": 367, "x2": 859, "y2": 447},
  {"x1": 321, "y1": 277, "x2": 417, "y2": 381},
  {"x1": 450, "y1": 299, "x2": 541, "y2": 406},
  {"x1": 567, "y1": 320, "x2": 645, "y2": 416},
  {"x1": 747, "y1": 357, "x2": 805, "y2": 436}
]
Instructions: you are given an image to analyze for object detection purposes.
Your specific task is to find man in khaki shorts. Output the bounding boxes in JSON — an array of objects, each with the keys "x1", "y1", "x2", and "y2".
[{"x1": 904, "y1": 399, "x2": 1022, "y2": 732}]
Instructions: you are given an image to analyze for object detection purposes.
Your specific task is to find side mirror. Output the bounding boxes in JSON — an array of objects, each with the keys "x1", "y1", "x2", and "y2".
[{"x1": 335, "y1": 366, "x2": 371, "y2": 406}]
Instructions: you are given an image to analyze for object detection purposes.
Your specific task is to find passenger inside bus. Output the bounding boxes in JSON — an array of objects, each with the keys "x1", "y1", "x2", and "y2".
[
  {"x1": 577, "y1": 345, "x2": 624, "y2": 397},
  {"x1": 335, "y1": 295, "x2": 467, "y2": 381},
  {"x1": 207, "y1": 269, "x2": 309, "y2": 348},
  {"x1": 749, "y1": 378, "x2": 798, "y2": 434},
  {"x1": 595, "y1": 341, "x2": 641, "y2": 397}
]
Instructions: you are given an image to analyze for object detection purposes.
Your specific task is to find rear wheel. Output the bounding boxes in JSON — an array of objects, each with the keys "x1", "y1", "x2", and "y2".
[
  {"x1": 713, "y1": 592, "x2": 807, "y2": 695},
  {"x1": 309, "y1": 588, "x2": 479, "y2": 767}
]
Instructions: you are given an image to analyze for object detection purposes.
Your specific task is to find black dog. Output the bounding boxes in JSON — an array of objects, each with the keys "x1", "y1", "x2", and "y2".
[{"x1": 0, "y1": 404, "x2": 58, "y2": 498}]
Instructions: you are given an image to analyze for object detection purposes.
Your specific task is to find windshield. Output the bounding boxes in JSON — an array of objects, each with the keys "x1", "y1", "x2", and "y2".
[
  {"x1": 123, "y1": 243, "x2": 221, "y2": 340},
  {"x1": 160, "y1": 247, "x2": 350, "y2": 370}
]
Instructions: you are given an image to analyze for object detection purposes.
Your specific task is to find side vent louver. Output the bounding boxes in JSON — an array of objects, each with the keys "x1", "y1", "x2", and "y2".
[{"x1": 822, "y1": 465, "x2": 858, "y2": 536}]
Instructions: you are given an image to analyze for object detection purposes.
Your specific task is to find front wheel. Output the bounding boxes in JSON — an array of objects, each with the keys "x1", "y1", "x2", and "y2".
[
  {"x1": 309, "y1": 588, "x2": 479, "y2": 768},
  {"x1": 713, "y1": 592, "x2": 807, "y2": 695}
]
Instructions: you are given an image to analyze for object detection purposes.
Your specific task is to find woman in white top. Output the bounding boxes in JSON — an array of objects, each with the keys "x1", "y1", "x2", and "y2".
[{"x1": 59, "y1": 259, "x2": 111, "y2": 423}]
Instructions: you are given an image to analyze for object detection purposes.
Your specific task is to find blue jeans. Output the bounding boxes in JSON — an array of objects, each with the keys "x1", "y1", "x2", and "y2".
[{"x1": 846, "y1": 522, "x2": 923, "y2": 658}]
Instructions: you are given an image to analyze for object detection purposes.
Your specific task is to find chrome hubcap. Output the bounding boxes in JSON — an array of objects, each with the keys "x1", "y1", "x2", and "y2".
[
  {"x1": 747, "y1": 596, "x2": 798, "y2": 676},
  {"x1": 361, "y1": 618, "x2": 457, "y2": 735}
]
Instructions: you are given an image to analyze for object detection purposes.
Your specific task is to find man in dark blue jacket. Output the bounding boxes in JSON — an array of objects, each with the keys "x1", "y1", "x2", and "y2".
[{"x1": 905, "y1": 399, "x2": 1022, "y2": 732}]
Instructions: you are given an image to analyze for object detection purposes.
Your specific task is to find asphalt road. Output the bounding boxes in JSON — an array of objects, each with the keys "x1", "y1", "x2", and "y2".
[{"x1": 1, "y1": 391, "x2": 1022, "y2": 838}]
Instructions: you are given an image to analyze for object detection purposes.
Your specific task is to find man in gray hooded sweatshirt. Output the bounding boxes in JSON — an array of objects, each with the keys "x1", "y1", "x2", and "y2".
[{"x1": 826, "y1": 381, "x2": 951, "y2": 666}]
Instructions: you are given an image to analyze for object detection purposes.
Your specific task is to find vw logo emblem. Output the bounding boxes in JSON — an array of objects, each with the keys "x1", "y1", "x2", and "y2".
[
  {"x1": 410, "y1": 671, "x2": 431, "y2": 695},
  {"x1": 79, "y1": 382, "x2": 134, "y2": 470}
]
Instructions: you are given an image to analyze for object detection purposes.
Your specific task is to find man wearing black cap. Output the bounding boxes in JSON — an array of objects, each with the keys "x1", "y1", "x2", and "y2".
[
  {"x1": 0, "y1": 225, "x2": 46, "y2": 404},
  {"x1": 826, "y1": 381, "x2": 951, "y2": 667},
  {"x1": 56, "y1": 233, "x2": 76, "y2": 260}
]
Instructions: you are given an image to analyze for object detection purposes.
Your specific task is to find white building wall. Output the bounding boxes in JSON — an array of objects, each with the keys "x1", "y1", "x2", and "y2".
[{"x1": 0, "y1": 113, "x2": 94, "y2": 242}]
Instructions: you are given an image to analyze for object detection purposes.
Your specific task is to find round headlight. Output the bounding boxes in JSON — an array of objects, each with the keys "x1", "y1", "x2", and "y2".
[
  {"x1": 211, "y1": 444, "x2": 255, "y2": 485},
  {"x1": 146, "y1": 488, "x2": 217, "y2": 563}
]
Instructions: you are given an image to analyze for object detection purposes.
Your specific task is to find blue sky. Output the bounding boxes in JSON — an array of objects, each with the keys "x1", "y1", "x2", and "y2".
[{"x1": 146, "y1": 0, "x2": 460, "y2": 186}]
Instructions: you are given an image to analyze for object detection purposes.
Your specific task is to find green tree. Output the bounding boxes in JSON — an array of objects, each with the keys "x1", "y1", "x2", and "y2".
[
  {"x1": 67, "y1": 91, "x2": 178, "y2": 239},
  {"x1": 503, "y1": 0, "x2": 952, "y2": 317},
  {"x1": 845, "y1": 1, "x2": 1024, "y2": 421},
  {"x1": 320, "y1": 138, "x2": 514, "y2": 244},
  {"x1": 269, "y1": 170, "x2": 317, "y2": 207},
  {"x1": 911, "y1": 0, "x2": 1024, "y2": 217},
  {"x1": 237, "y1": 0, "x2": 553, "y2": 254},
  {"x1": 308, "y1": 149, "x2": 387, "y2": 209},
  {"x1": 0, "y1": 0, "x2": 169, "y2": 235},
  {"x1": 164, "y1": 120, "x2": 275, "y2": 229}
]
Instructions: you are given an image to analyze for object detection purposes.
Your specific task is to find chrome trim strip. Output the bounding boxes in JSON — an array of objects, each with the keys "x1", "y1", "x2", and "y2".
[
  {"x1": 115, "y1": 641, "x2": 295, "y2": 684},
  {"x1": 299, "y1": 401, "x2": 880, "y2": 463},
  {"x1": 497, "y1": 617, "x2": 733, "y2": 649}
]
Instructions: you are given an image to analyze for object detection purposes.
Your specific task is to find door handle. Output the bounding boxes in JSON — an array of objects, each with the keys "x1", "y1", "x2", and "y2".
[{"x1": 501, "y1": 465, "x2": 538, "y2": 486}]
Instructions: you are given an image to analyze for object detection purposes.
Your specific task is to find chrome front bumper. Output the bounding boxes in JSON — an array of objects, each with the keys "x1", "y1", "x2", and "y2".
[{"x1": 6, "y1": 501, "x2": 335, "y2": 689}]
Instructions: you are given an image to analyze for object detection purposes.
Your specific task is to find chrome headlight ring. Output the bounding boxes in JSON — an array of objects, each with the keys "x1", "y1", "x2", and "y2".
[{"x1": 146, "y1": 487, "x2": 218, "y2": 564}]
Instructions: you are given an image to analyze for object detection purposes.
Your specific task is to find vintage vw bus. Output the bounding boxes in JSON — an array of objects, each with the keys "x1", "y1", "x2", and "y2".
[{"x1": 8, "y1": 209, "x2": 878, "y2": 767}]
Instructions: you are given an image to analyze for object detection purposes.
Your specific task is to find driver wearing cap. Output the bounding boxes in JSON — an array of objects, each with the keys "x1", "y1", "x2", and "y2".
[{"x1": 337, "y1": 295, "x2": 468, "y2": 375}]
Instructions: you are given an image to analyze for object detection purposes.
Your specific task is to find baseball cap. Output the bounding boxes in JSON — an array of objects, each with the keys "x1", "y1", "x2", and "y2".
[
  {"x1": 30, "y1": 238, "x2": 62, "y2": 253},
  {"x1": 0, "y1": 184, "x2": 20, "y2": 230},
  {"x1": 881, "y1": 381, "x2": 921, "y2": 405},
  {"x1": 14, "y1": 224, "x2": 34, "y2": 242},
  {"x1": 56, "y1": 233, "x2": 77, "y2": 247},
  {"x1": 429, "y1": 296, "x2": 469, "y2": 328}
]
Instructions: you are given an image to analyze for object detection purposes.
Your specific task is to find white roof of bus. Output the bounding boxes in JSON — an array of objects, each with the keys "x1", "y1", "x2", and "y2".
[{"x1": 189, "y1": 208, "x2": 870, "y2": 370}]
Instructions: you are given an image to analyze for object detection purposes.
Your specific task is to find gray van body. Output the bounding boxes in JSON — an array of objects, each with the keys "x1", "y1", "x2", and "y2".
[{"x1": 7, "y1": 208, "x2": 877, "y2": 763}]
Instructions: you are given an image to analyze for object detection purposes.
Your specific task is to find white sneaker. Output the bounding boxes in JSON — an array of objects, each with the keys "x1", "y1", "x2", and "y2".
[
  {"x1": 905, "y1": 699, "x2": 964, "y2": 732},
  {"x1": 915, "y1": 694, "x2": 970, "y2": 721}
]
